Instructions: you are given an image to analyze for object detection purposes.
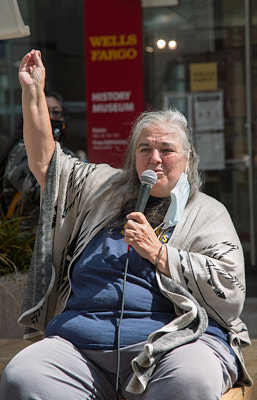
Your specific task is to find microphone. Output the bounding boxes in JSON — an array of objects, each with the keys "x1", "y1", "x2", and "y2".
[
  {"x1": 127, "y1": 170, "x2": 157, "y2": 253},
  {"x1": 135, "y1": 169, "x2": 158, "y2": 213}
]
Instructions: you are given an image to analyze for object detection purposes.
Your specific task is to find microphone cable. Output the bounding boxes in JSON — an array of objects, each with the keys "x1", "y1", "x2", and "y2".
[
  {"x1": 114, "y1": 169, "x2": 157, "y2": 399},
  {"x1": 115, "y1": 245, "x2": 131, "y2": 400}
]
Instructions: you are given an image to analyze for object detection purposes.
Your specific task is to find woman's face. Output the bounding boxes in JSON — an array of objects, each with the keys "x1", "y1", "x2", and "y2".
[
  {"x1": 46, "y1": 96, "x2": 64, "y2": 121},
  {"x1": 135, "y1": 122, "x2": 188, "y2": 198}
]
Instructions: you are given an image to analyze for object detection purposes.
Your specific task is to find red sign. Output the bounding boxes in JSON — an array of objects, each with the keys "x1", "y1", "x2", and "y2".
[{"x1": 84, "y1": 0, "x2": 144, "y2": 167}]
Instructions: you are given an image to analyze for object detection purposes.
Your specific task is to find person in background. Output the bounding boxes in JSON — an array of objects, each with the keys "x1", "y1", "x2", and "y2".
[
  {"x1": 1, "y1": 89, "x2": 74, "y2": 232},
  {"x1": 0, "y1": 49, "x2": 252, "y2": 400}
]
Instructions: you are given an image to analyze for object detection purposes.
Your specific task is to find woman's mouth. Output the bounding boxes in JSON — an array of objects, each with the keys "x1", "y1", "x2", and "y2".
[{"x1": 154, "y1": 169, "x2": 164, "y2": 177}]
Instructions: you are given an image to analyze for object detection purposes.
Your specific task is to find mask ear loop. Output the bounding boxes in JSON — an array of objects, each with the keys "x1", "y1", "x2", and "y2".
[
  {"x1": 185, "y1": 150, "x2": 191, "y2": 174},
  {"x1": 154, "y1": 222, "x2": 166, "y2": 239}
]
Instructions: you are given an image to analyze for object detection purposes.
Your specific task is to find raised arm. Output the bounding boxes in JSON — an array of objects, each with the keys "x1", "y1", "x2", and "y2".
[{"x1": 18, "y1": 49, "x2": 55, "y2": 190}]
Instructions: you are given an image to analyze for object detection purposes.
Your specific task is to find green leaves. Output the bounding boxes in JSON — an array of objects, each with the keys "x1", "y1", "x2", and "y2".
[{"x1": 0, "y1": 205, "x2": 34, "y2": 275}]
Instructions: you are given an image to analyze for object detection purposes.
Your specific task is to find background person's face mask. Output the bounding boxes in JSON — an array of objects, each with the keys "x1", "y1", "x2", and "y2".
[{"x1": 51, "y1": 120, "x2": 66, "y2": 141}]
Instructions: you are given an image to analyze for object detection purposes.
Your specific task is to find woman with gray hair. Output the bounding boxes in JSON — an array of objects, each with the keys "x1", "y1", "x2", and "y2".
[
  {"x1": 113, "y1": 108, "x2": 201, "y2": 204},
  {"x1": 1, "y1": 50, "x2": 252, "y2": 400}
]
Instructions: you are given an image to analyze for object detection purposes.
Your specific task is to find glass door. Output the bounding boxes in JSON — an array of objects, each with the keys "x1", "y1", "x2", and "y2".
[{"x1": 142, "y1": 0, "x2": 255, "y2": 267}]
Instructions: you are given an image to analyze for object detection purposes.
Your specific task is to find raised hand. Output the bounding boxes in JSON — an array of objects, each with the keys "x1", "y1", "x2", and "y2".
[
  {"x1": 18, "y1": 49, "x2": 55, "y2": 189},
  {"x1": 19, "y1": 49, "x2": 45, "y2": 91}
]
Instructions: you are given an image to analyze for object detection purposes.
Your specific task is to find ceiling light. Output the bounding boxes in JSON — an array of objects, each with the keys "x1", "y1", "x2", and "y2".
[
  {"x1": 145, "y1": 46, "x2": 154, "y2": 53},
  {"x1": 156, "y1": 39, "x2": 166, "y2": 49},
  {"x1": 168, "y1": 40, "x2": 177, "y2": 50}
]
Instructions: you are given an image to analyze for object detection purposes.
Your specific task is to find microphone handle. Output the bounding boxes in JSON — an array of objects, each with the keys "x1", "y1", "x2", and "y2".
[{"x1": 135, "y1": 183, "x2": 152, "y2": 213}]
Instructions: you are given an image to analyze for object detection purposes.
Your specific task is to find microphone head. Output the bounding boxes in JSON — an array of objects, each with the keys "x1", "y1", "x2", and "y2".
[{"x1": 140, "y1": 170, "x2": 157, "y2": 187}]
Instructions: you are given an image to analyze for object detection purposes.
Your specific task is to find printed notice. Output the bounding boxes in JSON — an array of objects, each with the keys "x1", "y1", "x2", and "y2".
[
  {"x1": 195, "y1": 132, "x2": 225, "y2": 170},
  {"x1": 194, "y1": 91, "x2": 224, "y2": 131},
  {"x1": 190, "y1": 62, "x2": 218, "y2": 92}
]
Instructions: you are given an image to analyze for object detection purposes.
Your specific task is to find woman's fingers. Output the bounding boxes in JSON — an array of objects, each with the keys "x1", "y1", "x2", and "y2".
[{"x1": 19, "y1": 49, "x2": 45, "y2": 89}]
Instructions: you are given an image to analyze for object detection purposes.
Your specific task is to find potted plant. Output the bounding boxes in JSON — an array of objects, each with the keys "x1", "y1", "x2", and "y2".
[{"x1": 0, "y1": 205, "x2": 35, "y2": 338}]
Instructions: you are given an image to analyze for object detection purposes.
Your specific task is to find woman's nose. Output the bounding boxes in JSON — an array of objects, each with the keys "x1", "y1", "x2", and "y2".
[{"x1": 151, "y1": 149, "x2": 162, "y2": 163}]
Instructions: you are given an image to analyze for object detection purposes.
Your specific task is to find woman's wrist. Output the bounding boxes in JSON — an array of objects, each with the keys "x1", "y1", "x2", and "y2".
[
  {"x1": 154, "y1": 244, "x2": 170, "y2": 276},
  {"x1": 154, "y1": 244, "x2": 165, "y2": 267},
  {"x1": 22, "y1": 85, "x2": 44, "y2": 107}
]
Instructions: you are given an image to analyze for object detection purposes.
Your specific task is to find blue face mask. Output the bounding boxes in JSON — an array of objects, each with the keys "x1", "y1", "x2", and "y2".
[{"x1": 162, "y1": 171, "x2": 190, "y2": 229}]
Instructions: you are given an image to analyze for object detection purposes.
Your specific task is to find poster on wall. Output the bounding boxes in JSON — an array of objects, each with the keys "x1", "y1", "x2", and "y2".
[
  {"x1": 190, "y1": 62, "x2": 218, "y2": 92},
  {"x1": 193, "y1": 91, "x2": 224, "y2": 132},
  {"x1": 84, "y1": 0, "x2": 144, "y2": 166},
  {"x1": 195, "y1": 132, "x2": 225, "y2": 170}
]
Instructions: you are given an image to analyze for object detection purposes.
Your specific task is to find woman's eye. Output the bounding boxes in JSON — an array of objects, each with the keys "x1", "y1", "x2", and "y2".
[
  {"x1": 161, "y1": 148, "x2": 173, "y2": 154},
  {"x1": 140, "y1": 148, "x2": 150, "y2": 153}
]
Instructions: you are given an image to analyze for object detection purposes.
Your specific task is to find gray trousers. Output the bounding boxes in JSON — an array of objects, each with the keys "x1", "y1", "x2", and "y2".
[{"x1": 0, "y1": 333, "x2": 239, "y2": 400}]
